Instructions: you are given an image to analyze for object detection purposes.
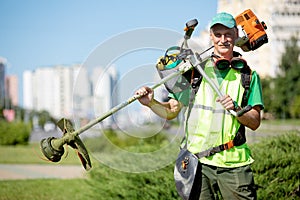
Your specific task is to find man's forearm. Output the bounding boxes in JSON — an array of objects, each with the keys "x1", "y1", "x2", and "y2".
[
  {"x1": 237, "y1": 106, "x2": 261, "y2": 130},
  {"x1": 147, "y1": 99, "x2": 181, "y2": 120}
]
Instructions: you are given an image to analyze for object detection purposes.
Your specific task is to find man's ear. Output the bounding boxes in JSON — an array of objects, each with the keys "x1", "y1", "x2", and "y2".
[{"x1": 234, "y1": 27, "x2": 239, "y2": 39}]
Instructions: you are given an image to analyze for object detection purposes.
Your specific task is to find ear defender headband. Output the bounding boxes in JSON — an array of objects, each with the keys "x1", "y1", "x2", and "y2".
[{"x1": 211, "y1": 53, "x2": 247, "y2": 70}]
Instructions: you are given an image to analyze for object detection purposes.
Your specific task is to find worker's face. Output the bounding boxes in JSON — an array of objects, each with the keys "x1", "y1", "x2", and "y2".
[{"x1": 210, "y1": 24, "x2": 238, "y2": 57}]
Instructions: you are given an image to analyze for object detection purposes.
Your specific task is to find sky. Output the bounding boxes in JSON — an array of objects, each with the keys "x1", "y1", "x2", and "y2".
[{"x1": 0, "y1": 0, "x2": 218, "y2": 105}]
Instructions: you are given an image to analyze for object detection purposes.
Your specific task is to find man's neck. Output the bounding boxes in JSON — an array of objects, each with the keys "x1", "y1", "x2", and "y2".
[
  {"x1": 217, "y1": 53, "x2": 233, "y2": 60},
  {"x1": 214, "y1": 49, "x2": 233, "y2": 60}
]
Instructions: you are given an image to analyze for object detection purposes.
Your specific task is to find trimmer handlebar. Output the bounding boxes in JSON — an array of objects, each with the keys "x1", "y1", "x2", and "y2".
[
  {"x1": 236, "y1": 105, "x2": 252, "y2": 117},
  {"x1": 184, "y1": 19, "x2": 198, "y2": 39}
]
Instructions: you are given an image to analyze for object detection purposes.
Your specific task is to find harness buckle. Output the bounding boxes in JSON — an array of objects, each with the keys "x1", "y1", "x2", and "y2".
[{"x1": 223, "y1": 140, "x2": 234, "y2": 150}]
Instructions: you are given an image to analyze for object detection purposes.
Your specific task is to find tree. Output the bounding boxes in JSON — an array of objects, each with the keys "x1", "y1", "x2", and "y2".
[
  {"x1": 272, "y1": 35, "x2": 300, "y2": 118},
  {"x1": 260, "y1": 76, "x2": 274, "y2": 118}
]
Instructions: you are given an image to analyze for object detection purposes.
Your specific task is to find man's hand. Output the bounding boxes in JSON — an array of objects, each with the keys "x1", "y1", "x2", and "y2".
[
  {"x1": 216, "y1": 94, "x2": 237, "y2": 111},
  {"x1": 135, "y1": 86, "x2": 154, "y2": 107},
  {"x1": 216, "y1": 94, "x2": 261, "y2": 130},
  {"x1": 135, "y1": 86, "x2": 182, "y2": 120}
]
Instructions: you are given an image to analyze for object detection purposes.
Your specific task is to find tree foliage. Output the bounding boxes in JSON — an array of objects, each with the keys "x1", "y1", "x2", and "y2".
[{"x1": 262, "y1": 35, "x2": 300, "y2": 119}]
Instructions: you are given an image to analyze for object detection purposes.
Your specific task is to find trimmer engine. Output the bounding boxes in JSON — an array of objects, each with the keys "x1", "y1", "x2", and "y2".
[{"x1": 235, "y1": 9, "x2": 268, "y2": 51}]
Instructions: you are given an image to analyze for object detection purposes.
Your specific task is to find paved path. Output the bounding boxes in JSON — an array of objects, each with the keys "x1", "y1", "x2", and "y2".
[{"x1": 0, "y1": 164, "x2": 87, "y2": 180}]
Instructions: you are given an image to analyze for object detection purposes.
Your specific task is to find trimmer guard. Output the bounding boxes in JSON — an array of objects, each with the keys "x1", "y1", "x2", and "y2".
[{"x1": 57, "y1": 118, "x2": 92, "y2": 170}]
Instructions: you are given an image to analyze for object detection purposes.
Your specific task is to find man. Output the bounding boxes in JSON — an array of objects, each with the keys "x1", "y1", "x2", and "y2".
[{"x1": 135, "y1": 12, "x2": 263, "y2": 199}]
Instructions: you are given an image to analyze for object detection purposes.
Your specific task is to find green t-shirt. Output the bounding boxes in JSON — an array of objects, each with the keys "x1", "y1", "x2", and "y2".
[{"x1": 169, "y1": 70, "x2": 264, "y2": 110}]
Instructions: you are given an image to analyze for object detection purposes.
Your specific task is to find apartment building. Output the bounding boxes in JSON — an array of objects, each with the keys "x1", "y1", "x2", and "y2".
[{"x1": 23, "y1": 64, "x2": 118, "y2": 121}]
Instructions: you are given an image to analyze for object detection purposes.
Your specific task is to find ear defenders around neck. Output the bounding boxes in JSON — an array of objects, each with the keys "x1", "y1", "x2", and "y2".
[{"x1": 211, "y1": 53, "x2": 247, "y2": 70}]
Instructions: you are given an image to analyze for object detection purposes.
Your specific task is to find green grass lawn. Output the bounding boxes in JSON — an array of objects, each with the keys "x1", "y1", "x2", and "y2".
[
  {"x1": 0, "y1": 143, "x2": 80, "y2": 165},
  {"x1": 0, "y1": 179, "x2": 93, "y2": 200}
]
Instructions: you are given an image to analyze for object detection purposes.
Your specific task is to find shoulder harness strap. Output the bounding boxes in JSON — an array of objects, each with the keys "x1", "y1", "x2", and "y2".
[
  {"x1": 240, "y1": 63, "x2": 252, "y2": 107},
  {"x1": 233, "y1": 51, "x2": 252, "y2": 107}
]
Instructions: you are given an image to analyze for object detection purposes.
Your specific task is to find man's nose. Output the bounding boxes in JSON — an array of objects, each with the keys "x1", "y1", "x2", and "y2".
[{"x1": 220, "y1": 35, "x2": 227, "y2": 43}]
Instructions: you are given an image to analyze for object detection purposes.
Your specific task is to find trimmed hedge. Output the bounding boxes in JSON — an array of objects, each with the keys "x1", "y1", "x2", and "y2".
[{"x1": 0, "y1": 121, "x2": 31, "y2": 145}]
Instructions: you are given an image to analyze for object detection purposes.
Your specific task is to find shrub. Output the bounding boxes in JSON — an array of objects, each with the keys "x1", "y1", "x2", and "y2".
[
  {"x1": 251, "y1": 132, "x2": 300, "y2": 199},
  {"x1": 0, "y1": 120, "x2": 31, "y2": 145},
  {"x1": 86, "y1": 130, "x2": 300, "y2": 199},
  {"x1": 87, "y1": 164, "x2": 180, "y2": 200},
  {"x1": 85, "y1": 129, "x2": 180, "y2": 199}
]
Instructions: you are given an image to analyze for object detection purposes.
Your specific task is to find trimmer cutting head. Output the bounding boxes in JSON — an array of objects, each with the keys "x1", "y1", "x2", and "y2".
[
  {"x1": 40, "y1": 118, "x2": 92, "y2": 170},
  {"x1": 40, "y1": 137, "x2": 65, "y2": 162}
]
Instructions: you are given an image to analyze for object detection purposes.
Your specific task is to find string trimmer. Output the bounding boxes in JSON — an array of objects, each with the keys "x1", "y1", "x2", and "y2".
[
  {"x1": 40, "y1": 19, "x2": 199, "y2": 170},
  {"x1": 40, "y1": 9, "x2": 268, "y2": 170}
]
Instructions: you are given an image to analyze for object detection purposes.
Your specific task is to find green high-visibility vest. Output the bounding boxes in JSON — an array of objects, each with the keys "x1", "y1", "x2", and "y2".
[{"x1": 185, "y1": 63, "x2": 254, "y2": 168}]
